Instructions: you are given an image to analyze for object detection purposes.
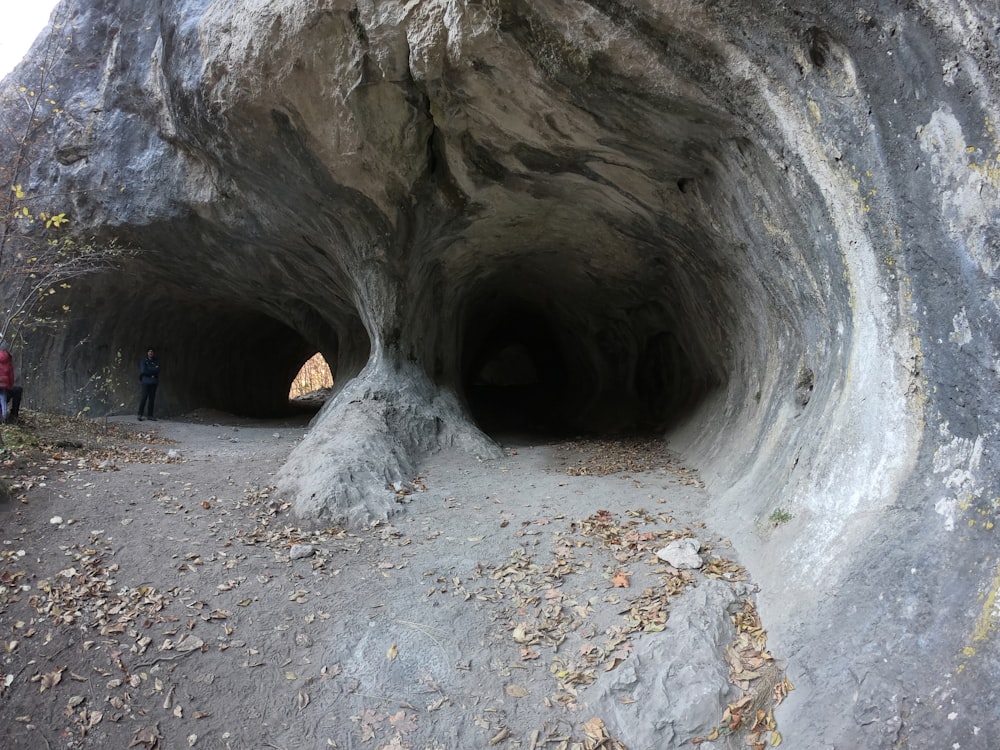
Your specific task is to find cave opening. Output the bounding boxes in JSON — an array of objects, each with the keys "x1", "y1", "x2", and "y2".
[
  {"x1": 463, "y1": 304, "x2": 572, "y2": 437},
  {"x1": 289, "y1": 352, "x2": 334, "y2": 401},
  {"x1": 458, "y1": 264, "x2": 725, "y2": 440}
]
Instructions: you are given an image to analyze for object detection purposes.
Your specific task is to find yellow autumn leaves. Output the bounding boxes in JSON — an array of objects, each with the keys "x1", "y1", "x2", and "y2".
[{"x1": 11, "y1": 185, "x2": 70, "y2": 227}]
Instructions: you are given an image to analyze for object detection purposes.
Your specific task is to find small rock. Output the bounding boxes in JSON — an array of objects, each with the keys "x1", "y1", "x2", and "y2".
[
  {"x1": 289, "y1": 544, "x2": 315, "y2": 560},
  {"x1": 167, "y1": 449, "x2": 182, "y2": 459},
  {"x1": 98, "y1": 459, "x2": 116, "y2": 470},
  {"x1": 656, "y1": 538, "x2": 703, "y2": 569},
  {"x1": 49, "y1": 516, "x2": 63, "y2": 525},
  {"x1": 272, "y1": 433, "x2": 281, "y2": 439}
]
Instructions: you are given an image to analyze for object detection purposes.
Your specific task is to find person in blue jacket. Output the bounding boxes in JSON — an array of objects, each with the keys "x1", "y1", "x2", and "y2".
[{"x1": 137, "y1": 348, "x2": 160, "y2": 421}]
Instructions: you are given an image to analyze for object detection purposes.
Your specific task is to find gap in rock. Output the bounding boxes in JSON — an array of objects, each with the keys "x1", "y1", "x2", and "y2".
[{"x1": 289, "y1": 352, "x2": 334, "y2": 407}]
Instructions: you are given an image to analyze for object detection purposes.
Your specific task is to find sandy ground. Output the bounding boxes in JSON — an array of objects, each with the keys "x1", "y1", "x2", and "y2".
[{"x1": 0, "y1": 411, "x2": 787, "y2": 750}]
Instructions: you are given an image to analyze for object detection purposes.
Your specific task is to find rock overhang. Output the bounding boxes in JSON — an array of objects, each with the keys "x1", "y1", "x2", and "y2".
[
  {"x1": 13, "y1": 0, "x2": 909, "y2": 605},
  {"x1": 5, "y1": 0, "x2": 1000, "y2": 746}
]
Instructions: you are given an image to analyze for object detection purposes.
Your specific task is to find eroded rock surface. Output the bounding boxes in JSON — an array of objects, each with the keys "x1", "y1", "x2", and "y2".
[{"x1": 3, "y1": 0, "x2": 1000, "y2": 746}]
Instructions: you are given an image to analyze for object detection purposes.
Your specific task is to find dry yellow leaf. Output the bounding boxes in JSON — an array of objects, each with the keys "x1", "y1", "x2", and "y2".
[
  {"x1": 39, "y1": 667, "x2": 64, "y2": 693},
  {"x1": 505, "y1": 684, "x2": 528, "y2": 698},
  {"x1": 770, "y1": 730, "x2": 783, "y2": 746},
  {"x1": 488, "y1": 727, "x2": 510, "y2": 745},
  {"x1": 387, "y1": 643, "x2": 398, "y2": 661},
  {"x1": 582, "y1": 717, "x2": 606, "y2": 739}
]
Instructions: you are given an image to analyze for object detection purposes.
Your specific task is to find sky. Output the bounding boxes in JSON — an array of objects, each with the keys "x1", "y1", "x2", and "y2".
[{"x1": 0, "y1": 1, "x2": 61, "y2": 77}]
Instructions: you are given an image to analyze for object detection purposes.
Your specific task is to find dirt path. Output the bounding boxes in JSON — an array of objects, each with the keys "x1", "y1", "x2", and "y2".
[{"x1": 0, "y1": 413, "x2": 786, "y2": 749}]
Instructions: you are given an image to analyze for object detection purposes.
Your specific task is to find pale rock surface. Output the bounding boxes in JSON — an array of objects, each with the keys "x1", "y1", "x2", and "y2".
[{"x1": 656, "y1": 537, "x2": 704, "y2": 569}]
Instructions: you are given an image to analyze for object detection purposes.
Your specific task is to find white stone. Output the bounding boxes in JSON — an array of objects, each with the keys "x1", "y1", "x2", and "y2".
[
  {"x1": 289, "y1": 544, "x2": 315, "y2": 560},
  {"x1": 656, "y1": 538, "x2": 703, "y2": 569}
]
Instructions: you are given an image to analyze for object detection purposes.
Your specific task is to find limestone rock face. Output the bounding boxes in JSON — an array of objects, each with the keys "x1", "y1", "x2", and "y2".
[{"x1": 3, "y1": 0, "x2": 1000, "y2": 746}]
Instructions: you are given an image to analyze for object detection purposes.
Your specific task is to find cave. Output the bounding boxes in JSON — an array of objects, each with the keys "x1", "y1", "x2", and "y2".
[
  {"x1": 5, "y1": 0, "x2": 1000, "y2": 746},
  {"x1": 458, "y1": 263, "x2": 722, "y2": 438}
]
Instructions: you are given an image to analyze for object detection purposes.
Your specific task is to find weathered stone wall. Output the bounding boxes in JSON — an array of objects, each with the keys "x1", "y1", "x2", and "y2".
[{"x1": 2, "y1": 0, "x2": 999, "y2": 746}]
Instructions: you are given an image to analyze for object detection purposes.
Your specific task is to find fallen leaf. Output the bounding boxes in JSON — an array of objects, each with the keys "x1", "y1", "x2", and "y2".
[
  {"x1": 175, "y1": 635, "x2": 204, "y2": 653},
  {"x1": 128, "y1": 723, "x2": 161, "y2": 748},
  {"x1": 388, "y1": 710, "x2": 417, "y2": 732},
  {"x1": 40, "y1": 666, "x2": 65, "y2": 693},
  {"x1": 387, "y1": 643, "x2": 398, "y2": 661},
  {"x1": 505, "y1": 684, "x2": 528, "y2": 698},
  {"x1": 582, "y1": 717, "x2": 610, "y2": 740},
  {"x1": 357, "y1": 708, "x2": 384, "y2": 741},
  {"x1": 612, "y1": 570, "x2": 630, "y2": 588}
]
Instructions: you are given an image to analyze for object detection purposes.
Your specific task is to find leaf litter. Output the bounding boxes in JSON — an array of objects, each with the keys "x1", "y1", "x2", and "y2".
[{"x1": 0, "y1": 415, "x2": 788, "y2": 749}]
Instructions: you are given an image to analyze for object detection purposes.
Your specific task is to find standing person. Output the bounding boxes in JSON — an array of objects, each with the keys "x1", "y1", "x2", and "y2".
[
  {"x1": 137, "y1": 348, "x2": 160, "y2": 421},
  {"x1": 0, "y1": 342, "x2": 13, "y2": 424}
]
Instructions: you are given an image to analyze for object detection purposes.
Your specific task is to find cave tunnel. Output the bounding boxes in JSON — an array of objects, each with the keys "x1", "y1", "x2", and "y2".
[
  {"x1": 16, "y1": 0, "x2": 867, "y2": 461},
  {"x1": 37, "y1": 115, "x2": 848, "y2": 461},
  {"x1": 457, "y1": 263, "x2": 726, "y2": 439},
  {"x1": 462, "y1": 296, "x2": 573, "y2": 437},
  {"x1": 38, "y1": 272, "x2": 367, "y2": 421}
]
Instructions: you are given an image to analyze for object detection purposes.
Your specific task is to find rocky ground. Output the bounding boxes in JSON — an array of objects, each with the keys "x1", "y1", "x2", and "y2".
[{"x1": 0, "y1": 410, "x2": 790, "y2": 750}]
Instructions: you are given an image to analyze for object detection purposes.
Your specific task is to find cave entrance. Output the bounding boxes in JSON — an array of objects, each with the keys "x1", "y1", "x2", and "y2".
[
  {"x1": 458, "y1": 264, "x2": 726, "y2": 441},
  {"x1": 463, "y1": 308, "x2": 571, "y2": 438},
  {"x1": 289, "y1": 352, "x2": 334, "y2": 404}
]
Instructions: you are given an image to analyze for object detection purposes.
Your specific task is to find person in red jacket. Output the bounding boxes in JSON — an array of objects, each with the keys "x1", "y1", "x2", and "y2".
[{"x1": 0, "y1": 343, "x2": 14, "y2": 423}]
